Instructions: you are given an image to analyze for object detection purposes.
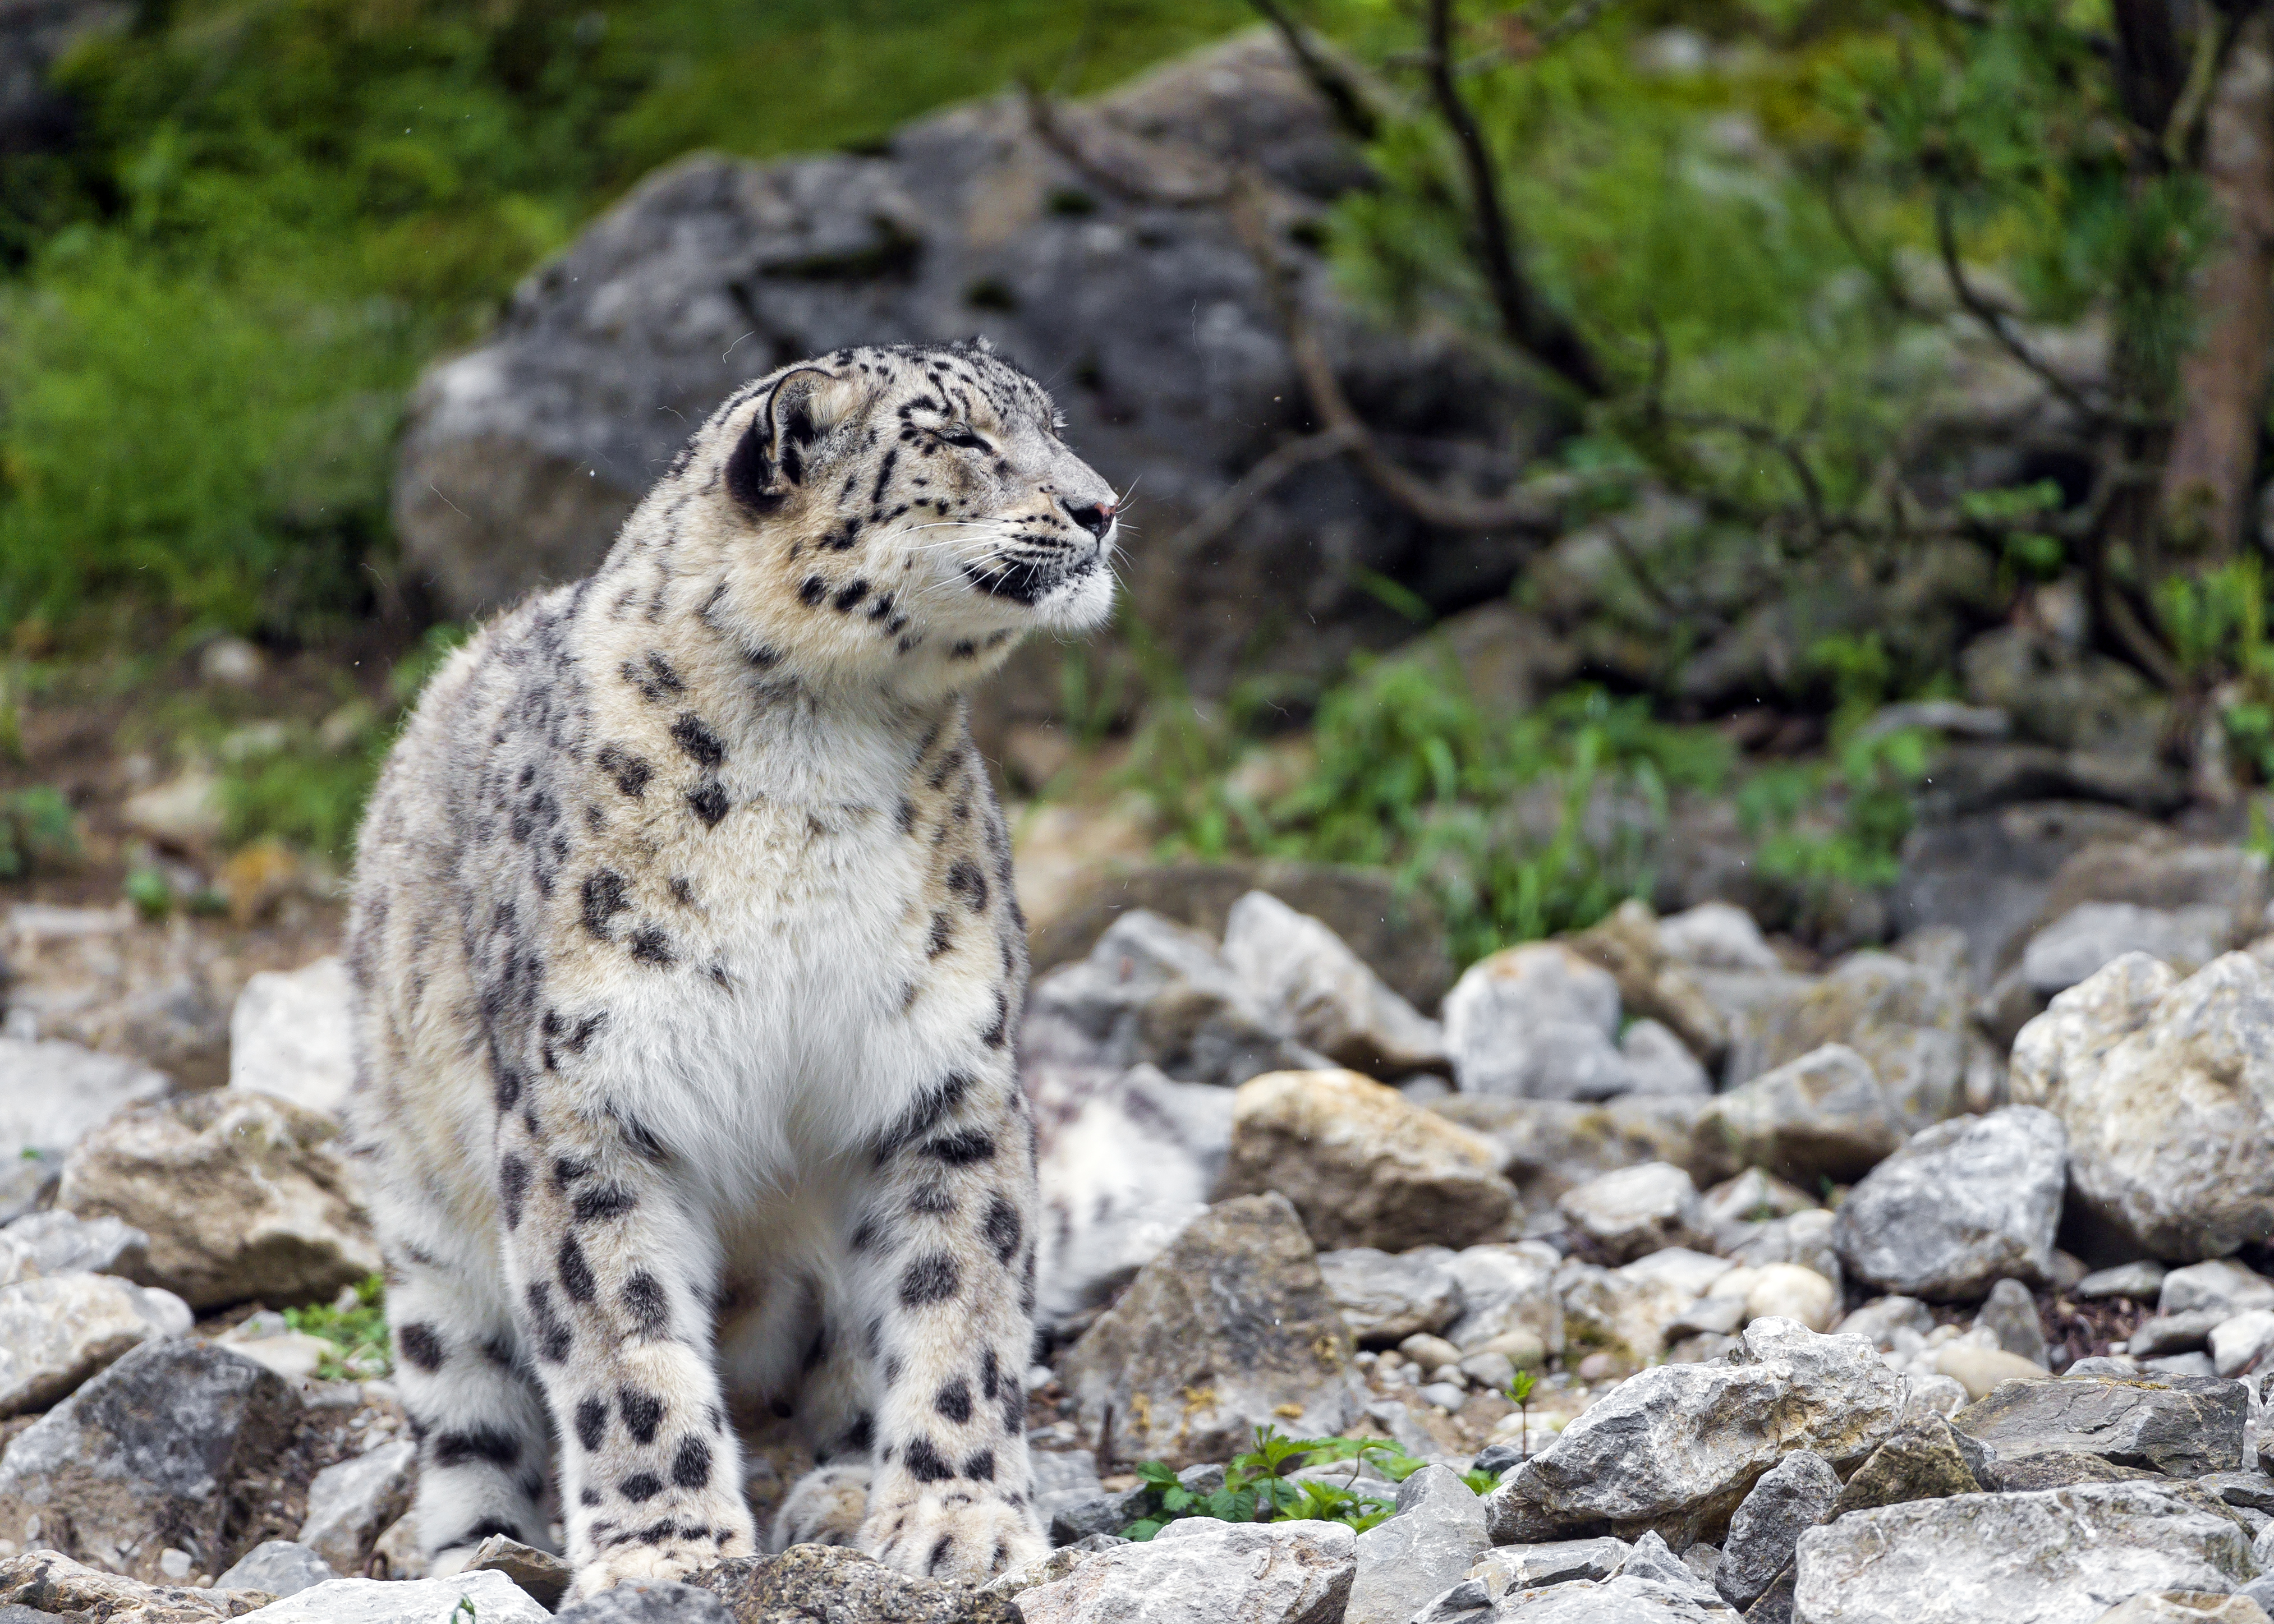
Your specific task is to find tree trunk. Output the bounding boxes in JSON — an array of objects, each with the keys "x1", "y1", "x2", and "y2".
[{"x1": 2160, "y1": 6, "x2": 2274, "y2": 558}]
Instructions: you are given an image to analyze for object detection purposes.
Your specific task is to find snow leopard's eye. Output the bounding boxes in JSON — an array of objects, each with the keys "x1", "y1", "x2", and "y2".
[{"x1": 940, "y1": 426, "x2": 992, "y2": 453}]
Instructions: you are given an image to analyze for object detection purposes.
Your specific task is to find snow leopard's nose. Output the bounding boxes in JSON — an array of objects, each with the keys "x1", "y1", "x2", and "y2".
[{"x1": 1067, "y1": 501, "x2": 1115, "y2": 541}]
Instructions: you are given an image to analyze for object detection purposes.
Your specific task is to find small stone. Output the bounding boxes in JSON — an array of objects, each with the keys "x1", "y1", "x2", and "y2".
[
  {"x1": 1345, "y1": 1465, "x2": 1487, "y2": 1624},
  {"x1": 369, "y1": 1513, "x2": 424, "y2": 1580},
  {"x1": 0, "y1": 1210, "x2": 151, "y2": 1285},
  {"x1": 1400, "y1": 1333, "x2": 1462, "y2": 1372},
  {"x1": 1317, "y1": 1247, "x2": 1462, "y2": 1345},
  {"x1": 1617, "y1": 1020, "x2": 1711, "y2": 1097},
  {"x1": 2163, "y1": 1259, "x2": 2274, "y2": 1319},
  {"x1": 1692, "y1": 1043, "x2": 1900, "y2": 1186},
  {"x1": 228, "y1": 958, "x2": 354, "y2": 1119},
  {"x1": 1558, "y1": 1249, "x2": 1734, "y2": 1370},
  {"x1": 1831, "y1": 1415, "x2": 1982, "y2": 1515},
  {"x1": 297, "y1": 1441, "x2": 415, "y2": 1574},
  {"x1": 57, "y1": 1091, "x2": 380, "y2": 1309},
  {"x1": 2215, "y1": 1310, "x2": 2274, "y2": 1378},
  {"x1": 1485, "y1": 1318, "x2": 1905, "y2": 1546},
  {"x1": 2020, "y1": 902, "x2": 2234, "y2": 995},
  {"x1": 0, "y1": 1271, "x2": 191, "y2": 1416},
  {"x1": 1902, "y1": 1373, "x2": 1969, "y2": 1421},
  {"x1": 554, "y1": 1579, "x2": 732, "y2": 1623},
  {"x1": 1458, "y1": 1351, "x2": 1516, "y2": 1391},
  {"x1": 2133, "y1": 1310, "x2": 2226, "y2": 1358},
  {"x1": 121, "y1": 766, "x2": 225, "y2": 849},
  {"x1": 1409, "y1": 1577, "x2": 1491, "y2": 1622},
  {"x1": 2078, "y1": 1260, "x2": 2169, "y2": 1300},
  {"x1": 2201, "y1": 1471, "x2": 2274, "y2": 1513},
  {"x1": 464, "y1": 1535, "x2": 572, "y2": 1610},
  {"x1": 0, "y1": 1547, "x2": 242, "y2": 1621},
  {"x1": 1060, "y1": 1195, "x2": 1361, "y2": 1469},
  {"x1": 1221, "y1": 891, "x2": 1448, "y2": 1078},
  {"x1": 1932, "y1": 1344, "x2": 2066, "y2": 1400},
  {"x1": 1700, "y1": 1170, "x2": 1818, "y2": 1249},
  {"x1": 1017, "y1": 1517, "x2": 1356, "y2": 1624},
  {"x1": 1725, "y1": 951, "x2": 1973, "y2": 1133},
  {"x1": 1950, "y1": 1372, "x2": 2245, "y2": 1477},
  {"x1": 1216, "y1": 1070, "x2": 1516, "y2": 1252},
  {"x1": 1556, "y1": 1162, "x2": 1708, "y2": 1263},
  {"x1": 1975, "y1": 1451, "x2": 2161, "y2": 1492},
  {"x1": 1736, "y1": 1264, "x2": 1839, "y2": 1333},
  {"x1": 1831, "y1": 1108, "x2": 2066, "y2": 1301},
  {"x1": 1791, "y1": 1482, "x2": 2260, "y2": 1623},
  {"x1": 1727, "y1": 1209, "x2": 1844, "y2": 1298},
  {"x1": 1566, "y1": 900, "x2": 1731, "y2": 1066},
  {"x1": 237, "y1": 1570, "x2": 550, "y2": 1622},
  {"x1": 215, "y1": 1541, "x2": 337, "y2": 1599},
  {"x1": 1030, "y1": 1448, "x2": 1106, "y2": 1530},
  {"x1": 1974, "y1": 1278, "x2": 2050, "y2": 1368},
  {"x1": 0, "y1": 1337, "x2": 301, "y2": 1582},
  {"x1": 1442, "y1": 944, "x2": 1632, "y2": 1101},
  {"x1": 1471, "y1": 1538, "x2": 1632, "y2": 1597},
  {"x1": 1718, "y1": 1450, "x2": 1837, "y2": 1610}
]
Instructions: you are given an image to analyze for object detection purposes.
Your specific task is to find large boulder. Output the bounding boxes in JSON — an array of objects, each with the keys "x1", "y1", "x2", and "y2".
[
  {"x1": 0, "y1": 1338, "x2": 302, "y2": 1582},
  {"x1": 1485, "y1": 1318, "x2": 1905, "y2": 1546},
  {"x1": 391, "y1": 34, "x2": 1550, "y2": 737},
  {"x1": 1690, "y1": 1044, "x2": 1900, "y2": 1186},
  {"x1": 0, "y1": 1547, "x2": 267, "y2": 1621},
  {"x1": 1947, "y1": 1374, "x2": 2245, "y2": 1479},
  {"x1": 1017, "y1": 1517, "x2": 1355, "y2": 1624},
  {"x1": 57, "y1": 1090, "x2": 381, "y2": 1309},
  {"x1": 1441, "y1": 944, "x2": 1634, "y2": 1101},
  {"x1": 1216, "y1": 1070, "x2": 1515, "y2": 1251},
  {"x1": 1220, "y1": 891, "x2": 1446, "y2": 1078},
  {"x1": 1717, "y1": 1450, "x2": 1839, "y2": 1612},
  {"x1": 1058, "y1": 1194, "x2": 1363, "y2": 1469},
  {"x1": 2010, "y1": 952, "x2": 2274, "y2": 1258},
  {"x1": 1831, "y1": 1108, "x2": 2066, "y2": 1300},
  {"x1": 1790, "y1": 1481, "x2": 2261, "y2": 1623},
  {"x1": 0, "y1": 1271, "x2": 192, "y2": 1416},
  {"x1": 1345, "y1": 1467, "x2": 1489, "y2": 1624},
  {"x1": 235, "y1": 1570, "x2": 553, "y2": 1622}
]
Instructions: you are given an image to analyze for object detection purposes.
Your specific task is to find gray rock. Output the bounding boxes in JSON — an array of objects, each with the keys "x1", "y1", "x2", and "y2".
[
  {"x1": 1216, "y1": 1070, "x2": 1515, "y2": 1252},
  {"x1": 1556, "y1": 1249, "x2": 1736, "y2": 1370},
  {"x1": 1441, "y1": 944, "x2": 1633, "y2": 1101},
  {"x1": 2203, "y1": 1471, "x2": 2274, "y2": 1513},
  {"x1": 1432, "y1": 1094, "x2": 1715, "y2": 1221},
  {"x1": 1891, "y1": 802, "x2": 2162, "y2": 976},
  {"x1": 464, "y1": 1535, "x2": 571, "y2": 1609},
  {"x1": 237, "y1": 1571, "x2": 550, "y2": 1622},
  {"x1": 1692, "y1": 1045, "x2": 1900, "y2": 1188},
  {"x1": 0, "y1": 1270, "x2": 192, "y2": 1416},
  {"x1": 1025, "y1": 911, "x2": 1318, "y2": 1088},
  {"x1": 0, "y1": 1209, "x2": 150, "y2": 1285},
  {"x1": 2135, "y1": 1310, "x2": 2227, "y2": 1358},
  {"x1": 2080, "y1": 1261, "x2": 2169, "y2": 1301},
  {"x1": 1620, "y1": 1020, "x2": 1712, "y2": 1097},
  {"x1": 296, "y1": 1440, "x2": 415, "y2": 1575},
  {"x1": 1972, "y1": 1450, "x2": 2161, "y2": 1492},
  {"x1": 227, "y1": 958, "x2": 353, "y2": 1119},
  {"x1": 2212, "y1": 1310, "x2": 2274, "y2": 1379},
  {"x1": 57, "y1": 1091, "x2": 380, "y2": 1310},
  {"x1": 1834, "y1": 1296, "x2": 1933, "y2": 1350},
  {"x1": 1718, "y1": 1451, "x2": 1837, "y2": 1610},
  {"x1": 691, "y1": 1546, "x2": 1021, "y2": 1621},
  {"x1": 1615, "y1": 1530, "x2": 1729, "y2": 1608},
  {"x1": 2165, "y1": 1260, "x2": 2274, "y2": 1319},
  {"x1": 0, "y1": 1337, "x2": 301, "y2": 1582},
  {"x1": 214, "y1": 1541, "x2": 337, "y2": 1599},
  {"x1": 1345, "y1": 1465, "x2": 1487, "y2": 1624},
  {"x1": 1030, "y1": 1062, "x2": 1231, "y2": 1331},
  {"x1": 1016, "y1": 1517, "x2": 1356, "y2": 1624},
  {"x1": 2091, "y1": 1594, "x2": 2274, "y2": 1624},
  {"x1": 2010, "y1": 953, "x2": 2274, "y2": 1260},
  {"x1": 1050, "y1": 1489, "x2": 1146, "y2": 1547},
  {"x1": 2147, "y1": 1353, "x2": 2221, "y2": 1379},
  {"x1": 1831, "y1": 1108, "x2": 2065, "y2": 1301},
  {"x1": 1790, "y1": 1482, "x2": 2261, "y2": 1623},
  {"x1": 1409, "y1": 1577, "x2": 1491, "y2": 1622},
  {"x1": 553, "y1": 1579, "x2": 732, "y2": 1623},
  {"x1": 0, "y1": 1547, "x2": 238, "y2": 1621},
  {"x1": 1556, "y1": 1163, "x2": 1709, "y2": 1264},
  {"x1": 1564, "y1": 902, "x2": 1733, "y2": 1068},
  {"x1": 0, "y1": 1037, "x2": 168, "y2": 1165},
  {"x1": 1030, "y1": 1447, "x2": 1108, "y2": 1530},
  {"x1": 1221, "y1": 891, "x2": 1446, "y2": 1079},
  {"x1": 1473, "y1": 1538, "x2": 1633, "y2": 1595},
  {"x1": 1059, "y1": 1194, "x2": 1361, "y2": 1469},
  {"x1": 2029, "y1": 839, "x2": 2271, "y2": 958},
  {"x1": 1318, "y1": 1247, "x2": 1462, "y2": 1345},
  {"x1": 1724, "y1": 953, "x2": 1972, "y2": 1133},
  {"x1": 1949, "y1": 1373, "x2": 2246, "y2": 1478},
  {"x1": 1486, "y1": 1318, "x2": 1905, "y2": 1546},
  {"x1": 1974, "y1": 1278, "x2": 2050, "y2": 1367},
  {"x1": 1830, "y1": 1415, "x2": 1983, "y2": 1515},
  {"x1": 1496, "y1": 1573, "x2": 1736, "y2": 1620},
  {"x1": 2020, "y1": 903, "x2": 2233, "y2": 995},
  {"x1": 1727, "y1": 1210, "x2": 1844, "y2": 1298}
]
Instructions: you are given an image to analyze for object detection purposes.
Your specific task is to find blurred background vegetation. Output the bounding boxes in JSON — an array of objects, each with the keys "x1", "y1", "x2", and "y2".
[{"x1": 4, "y1": 0, "x2": 2273, "y2": 969}]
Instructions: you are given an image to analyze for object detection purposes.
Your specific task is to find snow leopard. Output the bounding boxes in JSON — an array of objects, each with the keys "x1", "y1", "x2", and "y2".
[{"x1": 342, "y1": 341, "x2": 1120, "y2": 1599}]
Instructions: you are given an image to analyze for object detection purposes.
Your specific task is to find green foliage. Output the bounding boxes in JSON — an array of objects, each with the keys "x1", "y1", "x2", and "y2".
[
  {"x1": 0, "y1": 785, "x2": 79, "y2": 880},
  {"x1": 285, "y1": 1273, "x2": 391, "y2": 1379},
  {"x1": 1123, "y1": 1427, "x2": 1495, "y2": 1540}
]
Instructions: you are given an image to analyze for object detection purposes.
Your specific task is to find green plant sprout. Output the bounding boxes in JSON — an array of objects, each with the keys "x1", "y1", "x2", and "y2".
[
  {"x1": 1506, "y1": 1368, "x2": 1538, "y2": 1459},
  {"x1": 283, "y1": 1274, "x2": 392, "y2": 1382}
]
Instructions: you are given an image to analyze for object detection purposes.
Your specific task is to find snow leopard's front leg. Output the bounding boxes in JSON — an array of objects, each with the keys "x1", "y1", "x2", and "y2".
[
  {"x1": 497, "y1": 1116, "x2": 758, "y2": 1598},
  {"x1": 850, "y1": 1064, "x2": 1046, "y2": 1580}
]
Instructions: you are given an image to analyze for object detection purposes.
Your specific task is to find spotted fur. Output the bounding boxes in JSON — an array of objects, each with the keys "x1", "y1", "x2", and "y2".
[{"x1": 344, "y1": 342, "x2": 1118, "y2": 1599}]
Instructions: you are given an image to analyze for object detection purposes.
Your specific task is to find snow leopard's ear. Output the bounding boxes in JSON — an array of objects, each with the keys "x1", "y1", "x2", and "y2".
[{"x1": 724, "y1": 366, "x2": 863, "y2": 514}]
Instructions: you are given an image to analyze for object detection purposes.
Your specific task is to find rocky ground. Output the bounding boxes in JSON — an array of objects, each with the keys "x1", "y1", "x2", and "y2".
[{"x1": 4, "y1": 803, "x2": 2274, "y2": 1622}]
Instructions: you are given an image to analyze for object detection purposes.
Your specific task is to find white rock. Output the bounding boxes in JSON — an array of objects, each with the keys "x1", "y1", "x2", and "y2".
[
  {"x1": 1790, "y1": 1482, "x2": 2261, "y2": 1623},
  {"x1": 215, "y1": 1541, "x2": 338, "y2": 1599},
  {"x1": 1556, "y1": 1163, "x2": 1707, "y2": 1263},
  {"x1": 2020, "y1": 902, "x2": 2234, "y2": 995},
  {"x1": 1347, "y1": 1465, "x2": 1489, "y2": 1624},
  {"x1": 1618, "y1": 1019, "x2": 1711, "y2": 1097},
  {"x1": 1016, "y1": 1516, "x2": 1356, "y2": 1624},
  {"x1": 297, "y1": 1439, "x2": 416, "y2": 1573},
  {"x1": 121, "y1": 766, "x2": 224, "y2": 848},
  {"x1": 1657, "y1": 903, "x2": 1782, "y2": 971},
  {"x1": 1835, "y1": 1296, "x2": 1932, "y2": 1350},
  {"x1": 2213, "y1": 1310, "x2": 2274, "y2": 1379},
  {"x1": 228, "y1": 958, "x2": 355, "y2": 1119},
  {"x1": 1832, "y1": 1108, "x2": 2067, "y2": 1299},
  {"x1": 1444, "y1": 1244, "x2": 1566, "y2": 1355},
  {"x1": 2163, "y1": 1259, "x2": 2274, "y2": 1319},
  {"x1": 1443, "y1": 944, "x2": 1632, "y2": 1100},
  {"x1": 236, "y1": 1569, "x2": 550, "y2": 1622},
  {"x1": 2078, "y1": 1261, "x2": 2167, "y2": 1300},
  {"x1": 0, "y1": 1209, "x2": 150, "y2": 1285},
  {"x1": 1738, "y1": 1264, "x2": 1839, "y2": 1333},
  {"x1": 0, "y1": 1037, "x2": 168, "y2": 1163},
  {"x1": 0, "y1": 1271, "x2": 191, "y2": 1416},
  {"x1": 1221, "y1": 891, "x2": 1447, "y2": 1077}
]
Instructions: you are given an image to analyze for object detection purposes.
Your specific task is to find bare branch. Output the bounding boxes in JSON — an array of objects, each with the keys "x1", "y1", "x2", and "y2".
[
  {"x1": 1161, "y1": 427, "x2": 1362, "y2": 562},
  {"x1": 1423, "y1": 0, "x2": 1610, "y2": 399},
  {"x1": 1243, "y1": 0, "x2": 1384, "y2": 143},
  {"x1": 1021, "y1": 83, "x2": 1232, "y2": 206},
  {"x1": 1934, "y1": 191, "x2": 2106, "y2": 424}
]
